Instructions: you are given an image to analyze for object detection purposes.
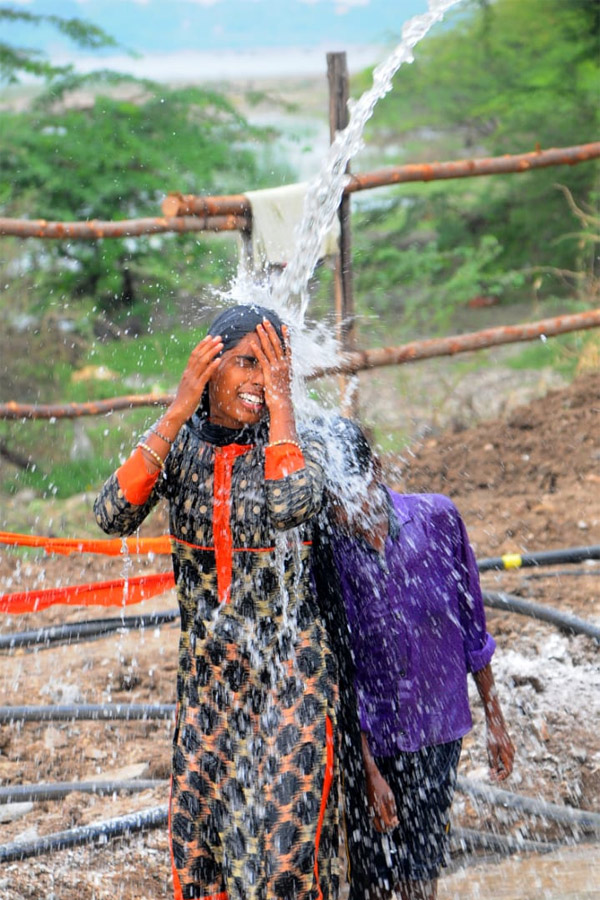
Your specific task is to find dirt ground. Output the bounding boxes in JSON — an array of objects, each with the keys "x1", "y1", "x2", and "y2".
[{"x1": 0, "y1": 371, "x2": 599, "y2": 899}]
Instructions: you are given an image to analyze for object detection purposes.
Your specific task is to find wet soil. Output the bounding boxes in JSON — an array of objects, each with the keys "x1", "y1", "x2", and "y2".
[{"x1": 0, "y1": 372, "x2": 599, "y2": 899}]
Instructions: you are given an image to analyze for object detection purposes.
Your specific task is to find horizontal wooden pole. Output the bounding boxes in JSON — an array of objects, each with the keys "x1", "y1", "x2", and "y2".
[
  {"x1": 0, "y1": 214, "x2": 250, "y2": 240},
  {"x1": 313, "y1": 307, "x2": 600, "y2": 378},
  {"x1": 0, "y1": 143, "x2": 597, "y2": 240},
  {"x1": 2, "y1": 308, "x2": 598, "y2": 420},
  {"x1": 344, "y1": 141, "x2": 600, "y2": 194},
  {"x1": 0, "y1": 394, "x2": 171, "y2": 420},
  {"x1": 161, "y1": 142, "x2": 600, "y2": 218},
  {"x1": 161, "y1": 192, "x2": 249, "y2": 218}
]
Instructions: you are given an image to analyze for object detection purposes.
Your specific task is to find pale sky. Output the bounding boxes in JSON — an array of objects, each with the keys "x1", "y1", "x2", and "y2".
[{"x1": 6, "y1": 0, "x2": 437, "y2": 79}]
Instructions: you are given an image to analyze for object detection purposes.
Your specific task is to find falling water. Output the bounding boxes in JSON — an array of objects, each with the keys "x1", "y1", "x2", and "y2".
[
  {"x1": 272, "y1": 0, "x2": 462, "y2": 320},
  {"x1": 218, "y1": 0, "x2": 464, "y2": 419}
]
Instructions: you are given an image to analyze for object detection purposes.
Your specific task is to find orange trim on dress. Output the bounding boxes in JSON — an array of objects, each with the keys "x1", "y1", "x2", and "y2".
[
  {"x1": 313, "y1": 714, "x2": 335, "y2": 900},
  {"x1": 212, "y1": 444, "x2": 251, "y2": 603},
  {"x1": 171, "y1": 535, "x2": 312, "y2": 554},
  {"x1": 0, "y1": 531, "x2": 310, "y2": 557},
  {"x1": 116, "y1": 446, "x2": 161, "y2": 505},
  {"x1": 264, "y1": 443, "x2": 305, "y2": 480}
]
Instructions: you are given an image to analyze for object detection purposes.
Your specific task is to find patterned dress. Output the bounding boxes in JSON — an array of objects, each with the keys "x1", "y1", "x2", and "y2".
[{"x1": 94, "y1": 418, "x2": 339, "y2": 900}]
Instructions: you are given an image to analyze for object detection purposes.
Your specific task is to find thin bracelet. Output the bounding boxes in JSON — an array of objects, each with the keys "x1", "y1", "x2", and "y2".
[
  {"x1": 137, "y1": 442, "x2": 165, "y2": 470},
  {"x1": 266, "y1": 439, "x2": 302, "y2": 450},
  {"x1": 150, "y1": 425, "x2": 173, "y2": 445}
]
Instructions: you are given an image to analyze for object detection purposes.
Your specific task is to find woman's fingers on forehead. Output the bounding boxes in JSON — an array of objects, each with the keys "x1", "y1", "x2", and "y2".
[
  {"x1": 259, "y1": 320, "x2": 284, "y2": 355},
  {"x1": 247, "y1": 333, "x2": 267, "y2": 362},
  {"x1": 194, "y1": 334, "x2": 222, "y2": 353},
  {"x1": 255, "y1": 323, "x2": 278, "y2": 360}
]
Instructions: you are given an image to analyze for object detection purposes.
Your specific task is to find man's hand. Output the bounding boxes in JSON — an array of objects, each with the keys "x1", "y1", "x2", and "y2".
[
  {"x1": 486, "y1": 716, "x2": 516, "y2": 782},
  {"x1": 361, "y1": 731, "x2": 399, "y2": 833},
  {"x1": 365, "y1": 765, "x2": 399, "y2": 833},
  {"x1": 473, "y1": 663, "x2": 515, "y2": 782}
]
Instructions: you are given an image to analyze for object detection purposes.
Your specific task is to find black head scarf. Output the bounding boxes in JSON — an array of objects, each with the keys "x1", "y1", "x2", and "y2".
[
  {"x1": 207, "y1": 304, "x2": 284, "y2": 353},
  {"x1": 191, "y1": 304, "x2": 286, "y2": 445}
]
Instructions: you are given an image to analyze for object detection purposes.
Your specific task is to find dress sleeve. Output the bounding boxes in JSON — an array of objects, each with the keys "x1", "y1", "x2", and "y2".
[
  {"x1": 451, "y1": 502, "x2": 496, "y2": 673},
  {"x1": 264, "y1": 434, "x2": 326, "y2": 531},
  {"x1": 94, "y1": 447, "x2": 166, "y2": 537}
]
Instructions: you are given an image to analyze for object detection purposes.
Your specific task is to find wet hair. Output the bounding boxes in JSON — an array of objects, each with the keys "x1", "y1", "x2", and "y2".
[
  {"x1": 328, "y1": 416, "x2": 376, "y2": 480},
  {"x1": 207, "y1": 304, "x2": 285, "y2": 354},
  {"x1": 197, "y1": 304, "x2": 286, "y2": 419}
]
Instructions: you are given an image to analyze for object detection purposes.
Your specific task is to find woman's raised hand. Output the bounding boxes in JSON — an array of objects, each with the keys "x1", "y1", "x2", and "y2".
[
  {"x1": 253, "y1": 321, "x2": 293, "y2": 412},
  {"x1": 170, "y1": 334, "x2": 223, "y2": 425},
  {"x1": 251, "y1": 321, "x2": 297, "y2": 444}
]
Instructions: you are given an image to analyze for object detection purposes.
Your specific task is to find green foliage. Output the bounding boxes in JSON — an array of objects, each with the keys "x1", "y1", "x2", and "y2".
[
  {"x1": 0, "y1": 80, "x2": 283, "y2": 314},
  {"x1": 0, "y1": 4, "x2": 121, "y2": 84},
  {"x1": 505, "y1": 331, "x2": 593, "y2": 379},
  {"x1": 352, "y1": 0, "x2": 600, "y2": 309},
  {"x1": 352, "y1": 191, "x2": 527, "y2": 334}
]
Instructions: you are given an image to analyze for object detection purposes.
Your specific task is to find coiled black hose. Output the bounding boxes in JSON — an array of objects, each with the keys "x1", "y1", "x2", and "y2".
[
  {"x1": 482, "y1": 590, "x2": 600, "y2": 641},
  {"x1": 456, "y1": 778, "x2": 600, "y2": 832},
  {"x1": 0, "y1": 609, "x2": 179, "y2": 651},
  {"x1": 450, "y1": 826, "x2": 563, "y2": 856},
  {"x1": 478, "y1": 545, "x2": 600, "y2": 572},
  {"x1": 0, "y1": 780, "x2": 167, "y2": 804},
  {"x1": 0, "y1": 804, "x2": 168, "y2": 863},
  {"x1": 0, "y1": 703, "x2": 176, "y2": 723}
]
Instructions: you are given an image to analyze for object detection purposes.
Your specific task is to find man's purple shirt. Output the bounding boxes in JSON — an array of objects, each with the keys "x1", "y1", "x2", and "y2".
[{"x1": 330, "y1": 490, "x2": 495, "y2": 756}]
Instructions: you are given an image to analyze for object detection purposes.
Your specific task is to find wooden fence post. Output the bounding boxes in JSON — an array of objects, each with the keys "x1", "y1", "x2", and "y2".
[{"x1": 327, "y1": 51, "x2": 357, "y2": 415}]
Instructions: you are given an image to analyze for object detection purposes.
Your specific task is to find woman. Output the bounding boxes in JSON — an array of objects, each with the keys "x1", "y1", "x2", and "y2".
[{"x1": 94, "y1": 305, "x2": 338, "y2": 900}]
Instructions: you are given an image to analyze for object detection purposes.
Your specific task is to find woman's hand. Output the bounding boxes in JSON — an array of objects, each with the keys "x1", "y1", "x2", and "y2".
[
  {"x1": 136, "y1": 334, "x2": 223, "y2": 473},
  {"x1": 252, "y1": 321, "x2": 293, "y2": 410},
  {"x1": 251, "y1": 321, "x2": 297, "y2": 443},
  {"x1": 169, "y1": 334, "x2": 223, "y2": 426}
]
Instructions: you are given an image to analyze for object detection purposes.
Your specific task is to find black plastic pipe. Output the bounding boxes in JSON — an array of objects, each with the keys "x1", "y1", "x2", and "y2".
[
  {"x1": 0, "y1": 703, "x2": 176, "y2": 723},
  {"x1": 0, "y1": 780, "x2": 167, "y2": 804},
  {"x1": 0, "y1": 804, "x2": 168, "y2": 863},
  {"x1": 456, "y1": 778, "x2": 600, "y2": 832},
  {"x1": 523, "y1": 569, "x2": 600, "y2": 579},
  {"x1": 0, "y1": 609, "x2": 179, "y2": 651},
  {"x1": 478, "y1": 545, "x2": 600, "y2": 572},
  {"x1": 482, "y1": 590, "x2": 600, "y2": 642},
  {"x1": 450, "y1": 826, "x2": 563, "y2": 856}
]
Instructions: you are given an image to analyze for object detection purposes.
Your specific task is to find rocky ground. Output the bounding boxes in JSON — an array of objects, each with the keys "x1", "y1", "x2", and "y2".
[{"x1": 0, "y1": 371, "x2": 599, "y2": 899}]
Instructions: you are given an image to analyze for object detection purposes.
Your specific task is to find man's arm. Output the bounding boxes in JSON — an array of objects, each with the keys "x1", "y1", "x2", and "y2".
[{"x1": 472, "y1": 663, "x2": 515, "y2": 782}]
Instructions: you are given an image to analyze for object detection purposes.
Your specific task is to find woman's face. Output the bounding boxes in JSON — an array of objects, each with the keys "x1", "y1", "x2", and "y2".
[{"x1": 207, "y1": 332, "x2": 266, "y2": 428}]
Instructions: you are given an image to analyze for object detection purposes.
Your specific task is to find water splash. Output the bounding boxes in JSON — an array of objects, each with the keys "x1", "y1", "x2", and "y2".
[{"x1": 213, "y1": 0, "x2": 462, "y2": 403}]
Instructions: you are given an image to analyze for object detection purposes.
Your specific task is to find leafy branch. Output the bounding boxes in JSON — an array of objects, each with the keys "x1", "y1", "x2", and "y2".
[{"x1": 0, "y1": 3, "x2": 126, "y2": 84}]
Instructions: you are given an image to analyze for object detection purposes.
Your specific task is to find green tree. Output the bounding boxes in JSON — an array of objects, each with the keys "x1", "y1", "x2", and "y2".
[
  {"x1": 352, "y1": 0, "x2": 600, "y2": 323},
  {"x1": 0, "y1": 4, "x2": 120, "y2": 83},
  {"x1": 0, "y1": 81, "x2": 282, "y2": 314}
]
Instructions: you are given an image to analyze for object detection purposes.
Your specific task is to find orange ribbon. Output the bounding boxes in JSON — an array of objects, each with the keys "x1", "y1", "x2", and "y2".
[
  {"x1": 0, "y1": 571, "x2": 176, "y2": 614},
  {"x1": 0, "y1": 531, "x2": 172, "y2": 557}
]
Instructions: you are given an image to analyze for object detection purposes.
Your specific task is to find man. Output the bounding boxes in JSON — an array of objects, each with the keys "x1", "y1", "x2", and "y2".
[{"x1": 324, "y1": 419, "x2": 515, "y2": 900}]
